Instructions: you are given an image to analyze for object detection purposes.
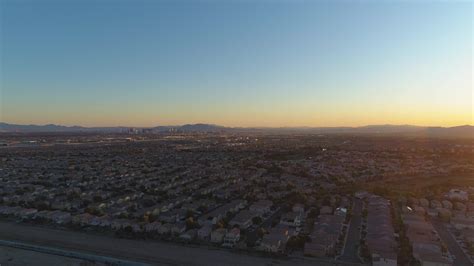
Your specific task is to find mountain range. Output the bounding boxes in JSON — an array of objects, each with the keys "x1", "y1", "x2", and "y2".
[{"x1": 0, "y1": 122, "x2": 473, "y2": 138}]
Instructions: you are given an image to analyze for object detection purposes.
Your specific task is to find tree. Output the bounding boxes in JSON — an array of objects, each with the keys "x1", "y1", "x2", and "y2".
[
  {"x1": 197, "y1": 205, "x2": 207, "y2": 213},
  {"x1": 186, "y1": 217, "x2": 199, "y2": 229},
  {"x1": 307, "y1": 208, "x2": 319, "y2": 219},
  {"x1": 441, "y1": 243, "x2": 448, "y2": 254},
  {"x1": 322, "y1": 196, "x2": 331, "y2": 206},
  {"x1": 360, "y1": 243, "x2": 371, "y2": 261},
  {"x1": 468, "y1": 242, "x2": 474, "y2": 255},
  {"x1": 286, "y1": 235, "x2": 308, "y2": 250},
  {"x1": 141, "y1": 198, "x2": 155, "y2": 207},
  {"x1": 362, "y1": 209, "x2": 368, "y2": 218},
  {"x1": 93, "y1": 195, "x2": 103, "y2": 203},
  {"x1": 252, "y1": 216, "x2": 262, "y2": 225},
  {"x1": 257, "y1": 228, "x2": 265, "y2": 238},
  {"x1": 186, "y1": 210, "x2": 195, "y2": 218}
]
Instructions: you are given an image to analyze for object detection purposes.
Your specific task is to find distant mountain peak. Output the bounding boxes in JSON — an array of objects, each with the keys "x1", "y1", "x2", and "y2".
[{"x1": 0, "y1": 122, "x2": 472, "y2": 138}]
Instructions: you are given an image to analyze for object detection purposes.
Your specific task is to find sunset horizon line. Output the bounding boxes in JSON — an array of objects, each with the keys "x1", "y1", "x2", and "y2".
[{"x1": 1, "y1": 121, "x2": 472, "y2": 129}]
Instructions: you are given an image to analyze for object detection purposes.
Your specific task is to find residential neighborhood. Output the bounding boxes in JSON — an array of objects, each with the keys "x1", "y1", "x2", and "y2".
[{"x1": 0, "y1": 133, "x2": 473, "y2": 265}]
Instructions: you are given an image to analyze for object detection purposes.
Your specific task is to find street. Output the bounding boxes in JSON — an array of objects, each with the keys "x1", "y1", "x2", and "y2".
[
  {"x1": 432, "y1": 219, "x2": 472, "y2": 266},
  {"x1": 337, "y1": 199, "x2": 362, "y2": 264}
]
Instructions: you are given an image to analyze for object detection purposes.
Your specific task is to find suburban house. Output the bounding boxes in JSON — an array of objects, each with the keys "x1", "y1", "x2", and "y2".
[
  {"x1": 249, "y1": 200, "x2": 273, "y2": 214},
  {"x1": 179, "y1": 229, "x2": 197, "y2": 241},
  {"x1": 223, "y1": 228, "x2": 241, "y2": 248},
  {"x1": 197, "y1": 224, "x2": 213, "y2": 241},
  {"x1": 211, "y1": 228, "x2": 227, "y2": 243},
  {"x1": 366, "y1": 195, "x2": 398, "y2": 266},
  {"x1": 280, "y1": 211, "x2": 302, "y2": 227},
  {"x1": 260, "y1": 224, "x2": 290, "y2": 253},
  {"x1": 446, "y1": 189, "x2": 468, "y2": 201},
  {"x1": 304, "y1": 214, "x2": 344, "y2": 257},
  {"x1": 229, "y1": 210, "x2": 258, "y2": 229}
]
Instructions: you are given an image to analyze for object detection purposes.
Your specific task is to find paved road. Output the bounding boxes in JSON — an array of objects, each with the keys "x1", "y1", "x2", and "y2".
[
  {"x1": 432, "y1": 219, "x2": 472, "y2": 266},
  {"x1": 0, "y1": 221, "x2": 330, "y2": 266},
  {"x1": 0, "y1": 245, "x2": 88, "y2": 266},
  {"x1": 338, "y1": 199, "x2": 362, "y2": 264},
  {"x1": 0, "y1": 239, "x2": 147, "y2": 265}
]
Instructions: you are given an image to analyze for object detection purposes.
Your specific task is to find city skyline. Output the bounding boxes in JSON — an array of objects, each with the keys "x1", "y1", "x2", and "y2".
[{"x1": 1, "y1": 1, "x2": 472, "y2": 127}]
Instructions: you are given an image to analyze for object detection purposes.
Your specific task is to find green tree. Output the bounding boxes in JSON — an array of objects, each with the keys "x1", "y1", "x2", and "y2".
[{"x1": 252, "y1": 216, "x2": 262, "y2": 225}]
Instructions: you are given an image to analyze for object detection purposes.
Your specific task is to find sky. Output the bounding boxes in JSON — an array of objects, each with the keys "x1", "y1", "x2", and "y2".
[{"x1": 0, "y1": 0, "x2": 472, "y2": 127}]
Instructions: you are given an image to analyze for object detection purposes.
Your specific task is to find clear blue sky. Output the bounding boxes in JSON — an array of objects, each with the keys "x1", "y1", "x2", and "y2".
[{"x1": 1, "y1": 0, "x2": 472, "y2": 127}]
